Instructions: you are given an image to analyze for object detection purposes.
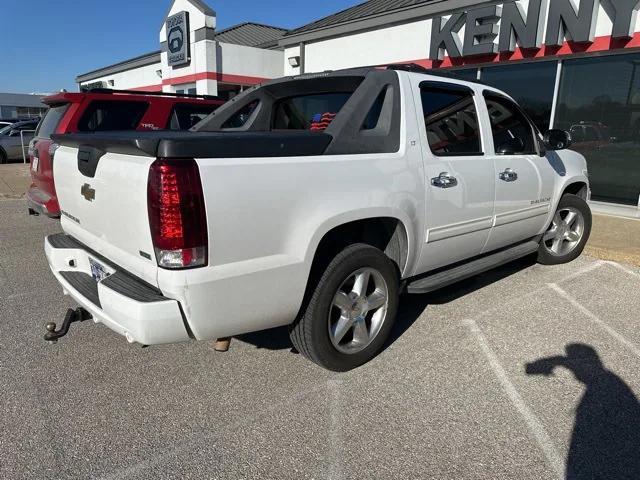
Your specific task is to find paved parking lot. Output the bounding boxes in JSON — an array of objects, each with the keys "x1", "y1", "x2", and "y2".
[{"x1": 2, "y1": 197, "x2": 640, "y2": 480}]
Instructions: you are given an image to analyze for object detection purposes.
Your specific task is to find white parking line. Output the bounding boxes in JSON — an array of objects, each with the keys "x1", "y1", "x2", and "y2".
[
  {"x1": 463, "y1": 319, "x2": 564, "y2": 479},
  {"x1": 548, "y1": 283, "x2": 640, "y2": 358},
  {"x1": 472, "y1": 260, "x2": 605, "y2": 322},
  {"x1": 605, "y1": 261, "x2": 640, "y2": 279}
]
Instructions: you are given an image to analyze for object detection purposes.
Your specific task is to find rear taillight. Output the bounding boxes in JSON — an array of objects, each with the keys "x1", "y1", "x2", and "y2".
[{"x1": 147, "y1": 158, "x2": 208, "y2": 269}]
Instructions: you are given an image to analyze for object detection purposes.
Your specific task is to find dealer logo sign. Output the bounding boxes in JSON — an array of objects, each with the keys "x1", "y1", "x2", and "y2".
[
  {"x1": 429, "y1": 0, "x2": 640, "y2": 60},
  {"x1": 166, "y1": 11, "x2": 190, "y2": 67}
]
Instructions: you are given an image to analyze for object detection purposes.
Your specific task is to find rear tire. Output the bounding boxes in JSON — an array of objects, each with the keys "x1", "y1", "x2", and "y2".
[
  {"x1": 538, "y1": 194, "x2": 592, "y2": 266},
  {"x1": 290, "y1": 244, "x2": 399, "y2": 372},
  {"x1": 0, "y1": 149, "x2": 7, "y2": 164}
]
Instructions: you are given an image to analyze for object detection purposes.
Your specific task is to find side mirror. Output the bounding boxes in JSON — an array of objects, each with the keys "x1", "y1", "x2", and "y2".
[
  {"x1": 544, "y1": 129, "x2": 572, "y2": 151},
  {"x1": 8, "y1": 130, "x2": 20, "y2": 137}
]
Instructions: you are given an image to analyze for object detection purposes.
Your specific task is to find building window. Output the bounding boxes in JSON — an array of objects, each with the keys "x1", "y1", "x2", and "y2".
[
  {"x1": 555, "y1": 53, "x2": 640, "y2": 206},
  {"x1": 174, "y1": 83, "x2": 197, "y2": 95},
  {"x1": 480, "y1": 61, "x2": 557, "y2": 133},
  {"x1": 445, "y1": 68, "x2": 478, "y2": 82}
]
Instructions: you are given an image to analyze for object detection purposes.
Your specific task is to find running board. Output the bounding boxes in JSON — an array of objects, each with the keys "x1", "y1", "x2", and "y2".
[{"x1": 407, "y1": 241, "x2": 539, "y2": 294}]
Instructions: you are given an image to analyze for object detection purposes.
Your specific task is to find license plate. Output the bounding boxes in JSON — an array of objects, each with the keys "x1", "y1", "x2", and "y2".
[
  {"x1": 89, "y1": 258, "x2": 111, "y2": 282},
  {"x1": 32, "y1": 157, "x2": 39, "y2": 172}
]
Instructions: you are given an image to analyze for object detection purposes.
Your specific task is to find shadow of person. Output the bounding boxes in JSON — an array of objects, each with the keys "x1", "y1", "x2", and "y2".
[{"x1": 526, "y1": 344, "x2": 640, "y2": 479}]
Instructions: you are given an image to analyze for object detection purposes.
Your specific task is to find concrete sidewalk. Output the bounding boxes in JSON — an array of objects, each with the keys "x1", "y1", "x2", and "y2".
[
  {"x1": 1, "y1": 162, "x2": 639, "y2": 264},
  {"x1": 586, "y1": 214, "x2": 640, "y2": 266},
  {"x1": 0, "y1": 163, "x2": 30, "y2": 199}
]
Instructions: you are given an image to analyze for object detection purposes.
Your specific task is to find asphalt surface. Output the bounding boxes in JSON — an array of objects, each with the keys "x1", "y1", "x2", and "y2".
[{"x1": 2, "y1": 197, "x2": 640, "y2": 480}]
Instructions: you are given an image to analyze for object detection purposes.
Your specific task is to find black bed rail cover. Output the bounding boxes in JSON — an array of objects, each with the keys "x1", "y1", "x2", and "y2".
[{"x1": 52, "y1": 131, "x2": 334, "y2": 159}]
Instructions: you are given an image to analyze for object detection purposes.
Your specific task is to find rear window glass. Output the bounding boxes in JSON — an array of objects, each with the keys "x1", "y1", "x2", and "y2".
[
  {"x1": 35, "y1": 104, "x2": 69, "y2": 139},
  {"x1": 168, "y1": 103, "x2": 218, "y2": 130},
  {"x1": 78, "y1": 101, "x2": 148, "y2": 132},
  {"x1": 273, "y1": 93, "x2": 353, "y2": 131}
]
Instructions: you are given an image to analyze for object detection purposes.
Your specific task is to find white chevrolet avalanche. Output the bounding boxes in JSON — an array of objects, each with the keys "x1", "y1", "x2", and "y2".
[{"x1": 43, "y1": 66, "x2": 591, "y2": 371}]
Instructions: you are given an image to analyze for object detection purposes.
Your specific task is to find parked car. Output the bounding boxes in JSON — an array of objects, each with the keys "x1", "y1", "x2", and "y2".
[
  {"x1": 0, "y1": 119, "x2": 40, "y2": 163},
  {"x1": 43, "y1": 66, "x2": 591, "y2": 371},
  {"x1": 27, "y1": 89, "x2": 225, "y2": 217}
]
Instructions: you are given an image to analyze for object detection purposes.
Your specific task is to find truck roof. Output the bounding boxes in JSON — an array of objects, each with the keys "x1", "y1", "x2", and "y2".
[{"x1": 42, "y1": 89, "x2": 224, "y2": 106}]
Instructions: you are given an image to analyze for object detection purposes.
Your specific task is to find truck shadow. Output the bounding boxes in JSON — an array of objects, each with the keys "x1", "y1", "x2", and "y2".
[
  {"x1": 526, "y1": 344, "x2": 640, "y2": 479},
  {"x1": 237, "y1": 255, "x2": 538, "y2": 354}
]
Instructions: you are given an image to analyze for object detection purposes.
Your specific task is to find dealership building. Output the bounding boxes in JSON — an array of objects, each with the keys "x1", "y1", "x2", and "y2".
[
  {"x1": 0, "y1": 93, "x2": 48, "y2": 120},
  {"x1": 77, "y1": 0, "x2": 640, "y2": 217}
]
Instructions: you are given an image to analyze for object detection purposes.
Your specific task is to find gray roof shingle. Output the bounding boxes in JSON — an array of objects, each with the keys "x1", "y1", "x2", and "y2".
[
  {"x1": 286, "y1": 0, "x2": 439, "y2": 37},
  {"x1": 213, "y1": 22, "x2": 288, "y2": 48}
]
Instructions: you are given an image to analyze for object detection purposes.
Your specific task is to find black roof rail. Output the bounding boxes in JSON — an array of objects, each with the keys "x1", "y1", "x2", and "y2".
[
  {"x1": 386, "y1": 63, "x2": 432, "y2": 73},
  {"x1": 83, "y1": 88, "x2": 224, "y2": 101},
  {"x1": 387, "y1": 63, "x2": 489, "y2": 85}
]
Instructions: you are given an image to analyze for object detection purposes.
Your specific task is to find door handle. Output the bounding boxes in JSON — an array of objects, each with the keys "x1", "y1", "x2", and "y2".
[
  {"x1": 499, "y1": 168, "x2": 518, "y2": 182},
  {"x1": 431, "y1": 172, "x2": 458, "y2": 189}
]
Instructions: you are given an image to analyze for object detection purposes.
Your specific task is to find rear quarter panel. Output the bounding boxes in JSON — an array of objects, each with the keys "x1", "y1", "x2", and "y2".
[{"x1": 164, "y1": 148, "x2": 424, "y2": 340}]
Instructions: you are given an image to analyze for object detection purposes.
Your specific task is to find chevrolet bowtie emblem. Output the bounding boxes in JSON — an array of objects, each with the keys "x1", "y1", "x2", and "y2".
[{"x1": 81, "y1": 183, "x2": 96, "y2": 202}]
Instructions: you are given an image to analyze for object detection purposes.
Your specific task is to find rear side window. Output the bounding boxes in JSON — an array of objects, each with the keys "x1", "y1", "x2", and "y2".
[
  {"x1": 35, "y1": 104, "x2": 69, "y2": 139},
  {"x1": 78, "y1": 101, "x2": 148, "y2": 132},
  {"x1": 273, "y1": 92, "x2": 353, "y2": 131},
  {"x1": 420, "y1": 84, "x2": 482, "y2": 156},
  {"x1": 485, "y1": 94, "x2": 536, "y2": 154},
  {"x1": 168, "y1": 103, "x2": 218, "y2": 130}
]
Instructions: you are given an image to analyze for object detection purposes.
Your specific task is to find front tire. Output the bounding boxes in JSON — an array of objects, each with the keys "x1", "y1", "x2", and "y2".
[
  {"x1": 538, "y1": 194, "x2": 592, "y2": 265},
  {"x1": 290, "y1": 244, "x2": 399, "y2": 372},
  {"x1": 0, "y1": 149, "x2": 7, "y2": 164}
]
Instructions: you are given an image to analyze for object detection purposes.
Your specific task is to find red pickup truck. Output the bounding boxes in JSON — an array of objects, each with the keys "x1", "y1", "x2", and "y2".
[{"x1": 27, "y1": 89, "x2": 224, "y2": 218}]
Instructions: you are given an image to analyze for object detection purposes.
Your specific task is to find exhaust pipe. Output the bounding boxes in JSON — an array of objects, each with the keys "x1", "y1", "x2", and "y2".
[{"x1": 214, "y1": 337, "x2": 232, "y2": 352}]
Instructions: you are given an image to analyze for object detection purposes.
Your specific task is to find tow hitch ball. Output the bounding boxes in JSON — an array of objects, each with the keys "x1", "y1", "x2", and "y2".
[{"x1": 44, "y1": 308, "x2": 92, "y2": 343}]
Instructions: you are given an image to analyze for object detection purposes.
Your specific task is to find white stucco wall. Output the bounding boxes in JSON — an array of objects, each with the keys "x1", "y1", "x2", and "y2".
[
  {"x1": 219, "y1": 43, "x2": 284, "y2": 81},
  {"x1": 79, "y1": 61, "x2": 163, "y2": 91},
  {"x1": 302, "y1": 20, "x2": 433, "y2": 73},
  {"x1": 283, "y1": 45, "x2": 301, "y2": 76}
]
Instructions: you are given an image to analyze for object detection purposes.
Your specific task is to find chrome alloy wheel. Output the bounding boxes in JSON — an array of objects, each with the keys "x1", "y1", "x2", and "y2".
[
  {"x1": 543, "y1": 207, "x2": 586, "y2": 256},
  {"x1": 328, "y1": 267, "x2": 389, "y2": 354}
]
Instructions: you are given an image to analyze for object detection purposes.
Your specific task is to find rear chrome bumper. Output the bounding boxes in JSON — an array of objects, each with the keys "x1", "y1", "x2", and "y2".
[{"x1": 45, "y1": 234, "x2": 191, "y2": 345}]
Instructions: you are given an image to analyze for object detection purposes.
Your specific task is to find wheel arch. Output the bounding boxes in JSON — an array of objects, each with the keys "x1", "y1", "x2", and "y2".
[
  {"x1": 305, "y1": 213, "x2": 413, "y2": 282},
  {"x1": 562, "y1": 181, "x2": 589, "y2": 200}
]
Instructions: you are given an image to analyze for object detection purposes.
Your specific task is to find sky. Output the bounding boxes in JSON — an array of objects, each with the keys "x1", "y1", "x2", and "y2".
[{"x1": 0, "y1": 0, "x2": 360, "y2": 94}]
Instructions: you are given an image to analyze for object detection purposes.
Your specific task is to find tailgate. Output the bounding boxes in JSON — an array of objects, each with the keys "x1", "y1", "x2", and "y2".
[{"x1": 53, "y1": 145, "x2": 159, "y2": 286}]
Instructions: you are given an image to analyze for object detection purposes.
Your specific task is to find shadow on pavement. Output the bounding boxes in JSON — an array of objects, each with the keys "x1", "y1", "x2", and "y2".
[
  {"x1": 237, "y1": 255, "x2": 537, "y2": 353},
  {"x1": 526, "y1": 344, "x2": 640, "y2": 480}
]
